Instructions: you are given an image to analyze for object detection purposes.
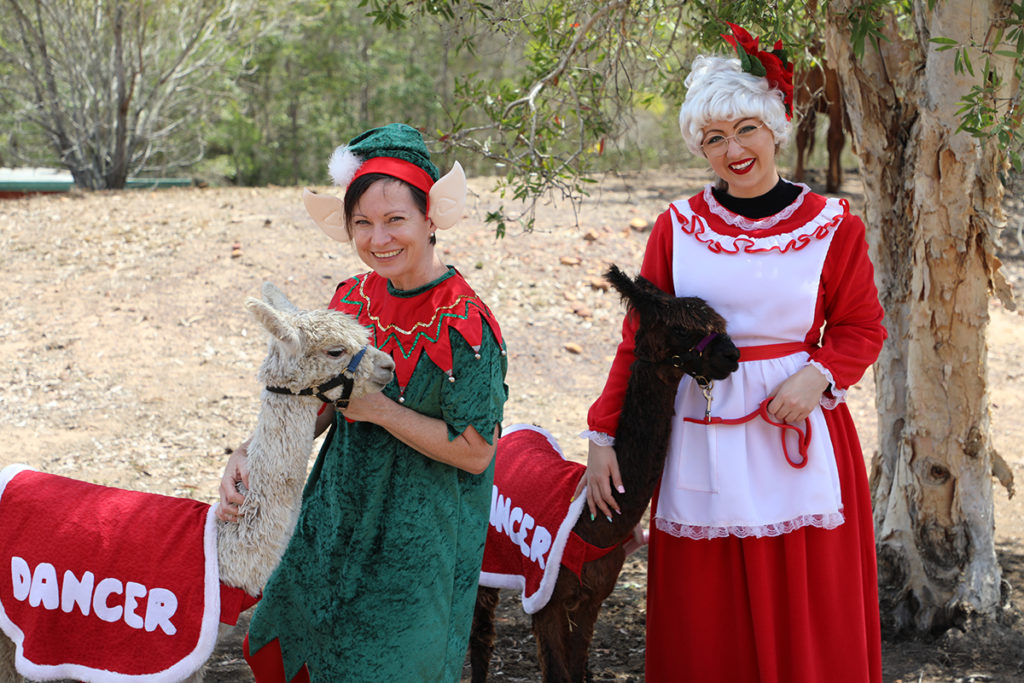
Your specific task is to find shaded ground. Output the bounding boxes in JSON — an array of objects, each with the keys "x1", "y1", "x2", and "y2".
[{"x1": 1, "y1": 168, "x2": 1022, "y2": 681}]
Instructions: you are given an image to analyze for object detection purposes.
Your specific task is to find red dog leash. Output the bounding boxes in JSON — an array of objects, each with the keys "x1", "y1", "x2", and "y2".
[{"x1": 682, "y1": 391, "x2": 812, "y2": 469}]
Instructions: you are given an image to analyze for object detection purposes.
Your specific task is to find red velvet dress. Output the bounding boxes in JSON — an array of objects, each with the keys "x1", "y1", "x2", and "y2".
[{"x1": 587, "y1": 183, "x2": 885, "y2": 682}]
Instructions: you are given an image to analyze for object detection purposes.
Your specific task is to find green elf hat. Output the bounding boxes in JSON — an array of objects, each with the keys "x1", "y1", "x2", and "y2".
[{"x1": 303, "y1": 123, "x2": 467, "y2": 243}]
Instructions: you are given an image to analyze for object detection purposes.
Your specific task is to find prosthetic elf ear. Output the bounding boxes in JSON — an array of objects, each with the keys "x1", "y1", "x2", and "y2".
[
  {"x1": 427, "y1": 161, "x2": 466, "y2": 230},
  {"x1": 302, "y1": 188, "x2": 350, "y2": 242}
]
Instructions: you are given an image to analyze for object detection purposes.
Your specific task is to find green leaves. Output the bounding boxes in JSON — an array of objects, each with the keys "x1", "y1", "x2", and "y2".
[
  {"x1": 735, "y1": 46, "x2": 767, "y2": 76},
  {"x1": 847, "y1": 0, "x2": 896, "y2": 60},
  {"x1": 930, "y1": 4, "x2": 1024, "y2": 172},
  {"x1": 422, "y1": 1, "x2": 681, "y2": 235}
]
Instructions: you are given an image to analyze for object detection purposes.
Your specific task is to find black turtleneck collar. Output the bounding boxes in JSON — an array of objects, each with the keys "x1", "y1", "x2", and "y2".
[{"x1": 711, "y1": 178, "x2": 802, "y2": 220}]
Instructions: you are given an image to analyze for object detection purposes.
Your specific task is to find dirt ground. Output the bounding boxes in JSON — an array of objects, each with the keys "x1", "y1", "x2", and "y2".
[{"x1": 1, "y1": 168, "x2": 1023, "y2": 681}]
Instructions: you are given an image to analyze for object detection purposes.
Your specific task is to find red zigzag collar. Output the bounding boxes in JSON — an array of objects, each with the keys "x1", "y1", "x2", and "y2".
[{"x1": 329, "y1": 270, "x2": 504, "y2": 393}]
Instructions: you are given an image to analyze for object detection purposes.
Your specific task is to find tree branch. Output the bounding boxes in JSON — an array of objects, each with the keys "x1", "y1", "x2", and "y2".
[{"x1": 501, "y1": 0, "x2": 628, "y2": 119}]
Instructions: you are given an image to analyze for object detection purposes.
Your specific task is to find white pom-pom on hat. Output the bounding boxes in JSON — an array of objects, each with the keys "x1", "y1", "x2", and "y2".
[{"x1": 328, "y1": 145, "x2": 363, "y2": 187}]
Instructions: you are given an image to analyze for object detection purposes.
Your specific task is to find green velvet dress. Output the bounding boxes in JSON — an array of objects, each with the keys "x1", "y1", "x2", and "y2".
[{"x1": 247, "y1": 267, "x2": 508, "y2": 681}]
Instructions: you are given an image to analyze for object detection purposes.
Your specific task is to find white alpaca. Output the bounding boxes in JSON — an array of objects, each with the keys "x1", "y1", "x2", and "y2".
[
  {"x1": 215, "y1": 283, "x2": 394, "y2": 595},
  {"x1": 0, "y1": 283, "x2": 394, "y2": 683}
]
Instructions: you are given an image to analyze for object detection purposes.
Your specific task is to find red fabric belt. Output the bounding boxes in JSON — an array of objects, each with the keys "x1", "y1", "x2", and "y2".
[
  {"x1": 561, "y1": 531, "x2": 626, "y2": 576},
  {"x1": 219, "y1": 583, "x2": 260, "y2": 626},
  {"x1": 738, "y1": 342, "x2": 815, "y2": 362}
]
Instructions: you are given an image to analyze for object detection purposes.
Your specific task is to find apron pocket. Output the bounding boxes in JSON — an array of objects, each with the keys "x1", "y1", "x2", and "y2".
[{"x1": 675, "y1": 424, "x2": 719, "y2": 493}]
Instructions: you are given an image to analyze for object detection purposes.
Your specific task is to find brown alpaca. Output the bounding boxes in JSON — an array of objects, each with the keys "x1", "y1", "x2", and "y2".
[
  {"x1": 469, "y1": 265, "x2": 740, "y2": 683},
  {"x1": 793, "y1": 50, "x2": 847, "y2": 194}
]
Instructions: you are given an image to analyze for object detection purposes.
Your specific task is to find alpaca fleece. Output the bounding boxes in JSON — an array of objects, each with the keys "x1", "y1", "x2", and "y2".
[{"x1": 0, "y1": 281, "x2": 394, "y2": 683}]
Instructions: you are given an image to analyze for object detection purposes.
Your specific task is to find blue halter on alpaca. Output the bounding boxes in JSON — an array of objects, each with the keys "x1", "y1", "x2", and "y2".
[{"x1": 265, "y1": 346, "x2": 369, "y2": 408}]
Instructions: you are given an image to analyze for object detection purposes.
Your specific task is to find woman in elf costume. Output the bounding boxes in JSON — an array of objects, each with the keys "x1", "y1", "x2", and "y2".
[
  {"x1": 579, "y1": 26, "x2": 886, "y2": 682},
  {"x1": 217, "y1": 124, "x2": 508, "y2": 681}
]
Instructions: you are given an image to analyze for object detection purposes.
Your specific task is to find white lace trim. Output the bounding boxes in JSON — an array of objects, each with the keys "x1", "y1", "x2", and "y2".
[
  {"x1": 808, "y1": 360, "x2": 847, "y2": 409},
  {"x1": 703, "y1": 181, "x2": 812, "y2": 231},
  {"x1": 654, "y1": 510, "x2": 846, "y2": 540},
  {"x1": 580, "y1": 430, "x2": 615, "y2": 447},
  {"x1": 671, "y1": 193, "x2": 847, "y2": 256}
]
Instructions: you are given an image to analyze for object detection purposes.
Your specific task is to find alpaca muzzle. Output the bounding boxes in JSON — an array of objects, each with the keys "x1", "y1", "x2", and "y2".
[{"x1": 265, "y1": 346, "x2": 368, "y2": 408}]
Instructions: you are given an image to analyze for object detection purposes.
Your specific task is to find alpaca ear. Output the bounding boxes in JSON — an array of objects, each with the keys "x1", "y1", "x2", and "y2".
[
  {"x1": 261, "y1": 281, "x2": 299, "y2": 313},
  {"x1": 303, "y1": 188, "x2": 350, "y2": 242},
  {"x1": 605, "y1": 265, "x2": 640, "y2": 308},
  {"x1": 605, "y1": 265, "x2": 653, "y2": 321},
  {"x1": 246, "y1": 297, "x2": 301, "y2": 354},
  {"x1": 427, "y1": 161, "x2": 466, "y2": 230}
]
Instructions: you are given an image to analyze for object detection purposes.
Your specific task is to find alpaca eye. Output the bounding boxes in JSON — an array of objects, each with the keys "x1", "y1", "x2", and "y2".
[{"x1": 325, "y1": 348, "x2": 347, "y2": 359}]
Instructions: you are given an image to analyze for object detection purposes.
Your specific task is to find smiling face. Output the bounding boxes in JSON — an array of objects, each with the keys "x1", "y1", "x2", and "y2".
[
  {"x1": 349, "y1": 178, "x2": 445, "y2": 290},
  {"x1": 701, "y1": 117, "x2": 780, "y2": 198}
]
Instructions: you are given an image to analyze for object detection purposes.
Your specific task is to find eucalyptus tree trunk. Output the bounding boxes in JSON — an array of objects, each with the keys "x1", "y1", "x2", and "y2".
[{"x1": 825, "y1": 0, "x2": 1016, "y2": 634}]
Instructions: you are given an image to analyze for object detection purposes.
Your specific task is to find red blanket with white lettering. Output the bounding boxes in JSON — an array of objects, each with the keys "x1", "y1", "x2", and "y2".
[
  {"x1": 0, "y1": 465, "x2": 222, "y2": 683},
  {"x1": 481, "y1": 425, "x2": 612, "y2": 614}
]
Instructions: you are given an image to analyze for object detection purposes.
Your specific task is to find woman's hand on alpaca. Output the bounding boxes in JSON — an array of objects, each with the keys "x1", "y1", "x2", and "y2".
[
  {"x1": 216, "y1": 443, "x2": 250, "y2": 523},
  {"x1": 573, "y1": 441, "x2": 623, "y2": 521},
  {"x1": 767, "y1": 365, "x2": 831, "y2": 423},
  {"x1": 336, "y1": 391, "x2": 392, "y2": 424}
]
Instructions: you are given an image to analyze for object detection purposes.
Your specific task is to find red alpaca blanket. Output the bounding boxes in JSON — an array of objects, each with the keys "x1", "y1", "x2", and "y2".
[
  {"x1": 481, "y1": 425, "x2": 615, "y2": 614},
  {"x1": 0, "y1": 465, "x2": 228, "y2": 682}
]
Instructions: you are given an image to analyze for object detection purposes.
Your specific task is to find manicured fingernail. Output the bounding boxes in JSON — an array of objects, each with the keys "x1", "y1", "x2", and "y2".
[
  {"x1": 590, "y1": 512, "x2": 595, "y2": 521},
  {"x1": 615, "y1": 508, "x2": 622, "y2": 515},
  {"x1": 616, "y1": 485, "x2": 625, "y2": 494},
  {"x1": 606, "y1": 515, "x2": 614, "y2": 523},
  {"x1": 570, "y1": 495, "x2": 575, "y2": 503}
]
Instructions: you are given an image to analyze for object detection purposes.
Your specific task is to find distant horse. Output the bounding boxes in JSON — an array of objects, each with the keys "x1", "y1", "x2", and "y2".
[{"x1": 793, "y1": 55, "x2": 846, "y2": 194}]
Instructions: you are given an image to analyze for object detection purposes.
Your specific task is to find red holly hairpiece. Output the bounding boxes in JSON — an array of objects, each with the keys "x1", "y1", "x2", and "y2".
[{"x1": 722, "y1": 22, "x2": 795, "y2": 119}]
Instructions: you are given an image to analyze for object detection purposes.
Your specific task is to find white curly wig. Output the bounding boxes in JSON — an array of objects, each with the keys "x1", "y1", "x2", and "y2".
[{"x1": 678, "y1": 55, "x2": 792, "y2": 156}]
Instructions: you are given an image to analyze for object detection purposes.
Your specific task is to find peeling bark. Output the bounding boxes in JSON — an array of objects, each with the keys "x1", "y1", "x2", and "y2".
[{"x1": 826, "y1": 0, "x2": 1015, "y2": 634}]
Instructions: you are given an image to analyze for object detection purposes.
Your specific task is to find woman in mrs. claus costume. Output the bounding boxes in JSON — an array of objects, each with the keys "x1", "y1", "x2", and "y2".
[{"x1": 578, "y1": 25, "x2": 886, "y2": 682}]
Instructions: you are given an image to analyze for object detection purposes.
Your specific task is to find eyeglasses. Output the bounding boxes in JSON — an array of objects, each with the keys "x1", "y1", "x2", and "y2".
[{"x1": 700, "y1": 123, "x2": 767, "y2": 156}]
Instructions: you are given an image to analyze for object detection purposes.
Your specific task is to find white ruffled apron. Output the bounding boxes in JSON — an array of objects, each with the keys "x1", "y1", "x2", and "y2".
[{"x1": 656, "y1": 185, "x2": 848, "y2": 540}]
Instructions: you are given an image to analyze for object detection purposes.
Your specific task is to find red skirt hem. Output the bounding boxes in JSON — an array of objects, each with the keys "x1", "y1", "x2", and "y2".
[{"x1": 645, "y1": 405, "x2": 882, "y2": 683}]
